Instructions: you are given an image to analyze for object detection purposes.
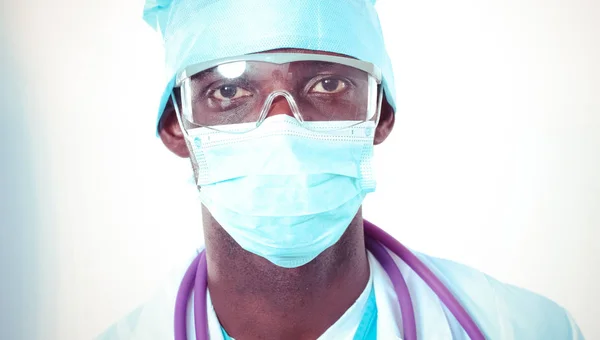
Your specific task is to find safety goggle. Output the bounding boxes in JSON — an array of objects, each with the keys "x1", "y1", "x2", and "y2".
[{"x1": 172, "y1": 53, "x2": 383, "y2": 134}]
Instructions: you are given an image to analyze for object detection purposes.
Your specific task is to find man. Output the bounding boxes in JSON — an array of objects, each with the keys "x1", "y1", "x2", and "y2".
[{"x1": 99, "y1": 0, "x2": 584, "y2": 339}]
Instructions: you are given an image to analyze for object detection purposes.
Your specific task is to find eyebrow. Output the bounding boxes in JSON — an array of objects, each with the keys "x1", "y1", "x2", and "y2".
[
  {"x1": 301, "y1": 61, "x2": 345, "y2": 71},
  {"x1": 191, "y1": 69, "x2": 218, "y2": 83},
  {"x1": 191, "y1": 61, "x2": 357, "y2": 84}
]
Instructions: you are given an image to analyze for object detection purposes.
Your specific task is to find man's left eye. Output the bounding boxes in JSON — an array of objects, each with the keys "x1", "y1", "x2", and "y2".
[{"x1": 309, "y1": 78, "x2": 348, "y2": 94}]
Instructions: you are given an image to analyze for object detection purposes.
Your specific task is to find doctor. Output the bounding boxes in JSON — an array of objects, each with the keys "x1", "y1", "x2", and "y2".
[{"x1": 99, "y1": 0, "x2": 584, "y2": 339}]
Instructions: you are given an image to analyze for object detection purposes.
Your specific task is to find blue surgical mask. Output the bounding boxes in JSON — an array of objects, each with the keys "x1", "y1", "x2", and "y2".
[{"x1": 187, "y1": 115, "x2": 377, "y2": 268}]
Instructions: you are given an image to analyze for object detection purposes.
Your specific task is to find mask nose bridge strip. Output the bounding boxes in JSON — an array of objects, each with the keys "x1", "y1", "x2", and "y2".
[{"x1": 257, "y1": 90, "x2": 304, "y2": 127}]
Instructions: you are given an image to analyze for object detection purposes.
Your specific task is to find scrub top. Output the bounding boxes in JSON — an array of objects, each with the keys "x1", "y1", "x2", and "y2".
[{"x1": 97, "y1": 246, "x2": 584, "y2": 339}]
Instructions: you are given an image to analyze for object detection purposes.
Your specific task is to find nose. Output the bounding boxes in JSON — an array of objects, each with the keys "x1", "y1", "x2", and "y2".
[{"x1": 265, "y1": 93, "x2": 296, "y2": 119}]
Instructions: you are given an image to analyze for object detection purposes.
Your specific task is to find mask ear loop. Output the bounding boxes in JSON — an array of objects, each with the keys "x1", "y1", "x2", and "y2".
[{"x1": 171, "y1": 90, "x2": 205, "y2": 189}]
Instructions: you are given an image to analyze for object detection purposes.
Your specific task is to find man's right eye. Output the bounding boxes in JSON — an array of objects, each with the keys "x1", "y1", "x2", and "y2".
[{"x1": 211, "y1": 85, "x2": 252, "y2": 101}]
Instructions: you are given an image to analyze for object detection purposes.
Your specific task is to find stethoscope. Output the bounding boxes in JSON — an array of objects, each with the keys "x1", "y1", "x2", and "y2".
[{"x1": 174, "y1": 220, "x2": 487, "y2": 340}]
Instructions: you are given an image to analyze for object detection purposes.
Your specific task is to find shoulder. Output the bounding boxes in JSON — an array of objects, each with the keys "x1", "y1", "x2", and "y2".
[
  {"x1": 95, "y1": 251, "x2": 201, "y2": 340},
  {"x1": 414, "y1": 253, "x2": 584, "y2": 339}
]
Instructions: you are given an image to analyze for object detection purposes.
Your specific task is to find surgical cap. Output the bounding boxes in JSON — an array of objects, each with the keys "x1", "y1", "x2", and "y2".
[{"x1": 143, "y1": 0, "x2": 397, "y2": 132}]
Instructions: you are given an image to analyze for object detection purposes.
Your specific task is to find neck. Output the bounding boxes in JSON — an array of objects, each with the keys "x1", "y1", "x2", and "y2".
[{"x1": 203, "y1": 210, "x2": 370, "y2": 340}]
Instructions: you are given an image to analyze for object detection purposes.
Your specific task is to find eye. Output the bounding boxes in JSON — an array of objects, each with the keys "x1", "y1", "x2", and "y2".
[
  {"x1": 211, "y1": 85, "x2": 252, "y2": 101},
  {"x1": 309, "y1": 78, "x2": 348, "y2": 94}
]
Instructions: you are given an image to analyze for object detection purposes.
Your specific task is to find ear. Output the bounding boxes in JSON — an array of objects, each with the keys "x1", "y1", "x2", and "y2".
[
  {"x1": 158, "y1": 88, "x2": 190, "y2": 158},
  {"x1": 374, "y1": 93, "x2": 395, "y2": 145}
]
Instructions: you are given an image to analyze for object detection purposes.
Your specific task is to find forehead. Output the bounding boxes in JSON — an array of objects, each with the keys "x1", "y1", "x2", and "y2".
[
  {"x1": 192, "y1": 60, "x2": 364, "y2": 84},
  {"x1": 179, "y1": 50, "x2": 372, "y2": 86}
]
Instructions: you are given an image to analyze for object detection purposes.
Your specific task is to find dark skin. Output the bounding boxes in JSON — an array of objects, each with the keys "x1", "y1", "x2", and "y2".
[{"x1": 160, "y1": 49, "x2": 395, "y2": 339}]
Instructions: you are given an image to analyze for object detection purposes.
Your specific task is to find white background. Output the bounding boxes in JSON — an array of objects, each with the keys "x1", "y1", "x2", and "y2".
[{"x1": 1, "y1": 0, "x2": 598, "y2": 338}]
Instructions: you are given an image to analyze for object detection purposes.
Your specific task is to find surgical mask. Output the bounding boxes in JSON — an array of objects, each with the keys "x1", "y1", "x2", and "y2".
[{"x1": 185, "y1": 114, "x2": 377, "y2": 267}]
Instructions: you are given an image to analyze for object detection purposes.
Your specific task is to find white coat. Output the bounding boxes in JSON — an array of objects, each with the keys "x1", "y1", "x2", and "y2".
[{"x1": 97, "y1": 246, "x2": 584, "y2": 339}]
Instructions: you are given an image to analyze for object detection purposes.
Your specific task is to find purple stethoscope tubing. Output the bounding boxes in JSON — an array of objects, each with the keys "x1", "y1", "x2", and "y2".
[
  {"x1": 364, "y1": 220, "x2": 486, "y2": 340},
  {"x1": 364, "y1": 236, "x2": 417, "y2": 340},
  {"x1": 175, "y1": 221, "x2": 486, "y2": 340},
  {"x1": 174, "y1": 252, "x2": 206, "y2": 340}
]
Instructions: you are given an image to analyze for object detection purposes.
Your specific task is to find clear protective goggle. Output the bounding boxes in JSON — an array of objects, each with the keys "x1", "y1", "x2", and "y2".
[{"x1": 172, "y1": 53, "x2": 384, "y2": 134}]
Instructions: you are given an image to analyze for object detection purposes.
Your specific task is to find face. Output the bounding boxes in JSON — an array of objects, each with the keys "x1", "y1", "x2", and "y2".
[{"x1": 159, "y1": 49, "x2": 395, "y2": 158}]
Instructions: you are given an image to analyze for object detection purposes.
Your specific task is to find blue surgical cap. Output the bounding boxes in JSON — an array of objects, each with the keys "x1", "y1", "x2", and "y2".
[{"x1": 143, "y1": 0, "x2": 397, "y2": 132}]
